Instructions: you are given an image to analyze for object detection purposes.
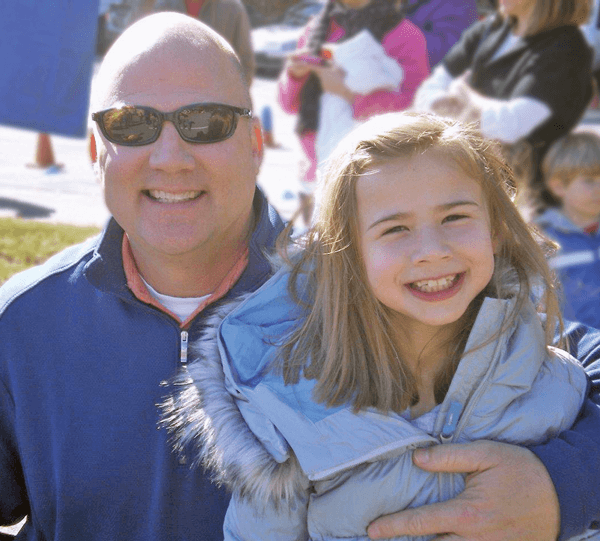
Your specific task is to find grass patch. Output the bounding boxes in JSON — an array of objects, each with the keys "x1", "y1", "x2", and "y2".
[{"x1": 0, "y1": 218, "x2": 100, "y2": 284}]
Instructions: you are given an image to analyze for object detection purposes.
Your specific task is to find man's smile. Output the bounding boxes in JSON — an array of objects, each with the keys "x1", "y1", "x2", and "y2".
[{"x1": 144, "y1": 190, "x2": 204, "y2": 203}]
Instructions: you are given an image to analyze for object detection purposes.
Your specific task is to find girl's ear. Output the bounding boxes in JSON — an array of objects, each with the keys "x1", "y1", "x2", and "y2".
[
  {"x1": 492, "y1": 228, "x2": 502, "y2": 255},
  {"x1": 492, "y1": 236, "x2": 500, "y2": 255}
]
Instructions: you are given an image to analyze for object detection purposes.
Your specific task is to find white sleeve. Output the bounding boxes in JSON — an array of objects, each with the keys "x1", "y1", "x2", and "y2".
[
  {"x1": 413, "y1": 64, "x2": 552, "y2": 144},
  {"x1": 412, "y1": 64, "x2": 454, "y2": 111},
  {"x1": 581, "y1": 0, "x2": 600, "y2": 71},
  {"x1": 479, "y1": 97, "x2": 552, "y2": 144}
]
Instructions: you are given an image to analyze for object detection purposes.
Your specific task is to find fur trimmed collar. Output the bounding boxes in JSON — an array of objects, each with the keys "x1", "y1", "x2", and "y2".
[{"x1": 159, "y1": 295, "x2": 308, "y2": 509}]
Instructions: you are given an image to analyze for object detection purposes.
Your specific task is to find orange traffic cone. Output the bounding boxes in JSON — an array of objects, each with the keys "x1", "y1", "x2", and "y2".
[
  {"x1": 89, "y1": 131, "x2": 97, "y2": 164},
  {"x1": 27, "y1": 133, "x2": 63, "y2": 171},
  {"x1": 260, "y1": 106, "x2": 278, "y2": 148}
]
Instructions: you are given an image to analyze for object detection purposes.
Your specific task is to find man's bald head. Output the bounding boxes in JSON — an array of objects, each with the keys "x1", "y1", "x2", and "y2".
[{"x1": 91, "y1": 12, "x2": 250, "y2": 111}]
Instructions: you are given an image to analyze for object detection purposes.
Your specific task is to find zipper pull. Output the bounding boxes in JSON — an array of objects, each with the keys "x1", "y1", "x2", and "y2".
[
  {"x1": 180, "y1": 330, "x2": 189, "y2": 364},
  {"x1": 440, "y1": 401, "x2": 463, "y2": 443}
]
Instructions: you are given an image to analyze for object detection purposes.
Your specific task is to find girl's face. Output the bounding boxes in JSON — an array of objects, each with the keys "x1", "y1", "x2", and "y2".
[{"x1": 356, "y1": 152, "x2": 496, "y2": 341}]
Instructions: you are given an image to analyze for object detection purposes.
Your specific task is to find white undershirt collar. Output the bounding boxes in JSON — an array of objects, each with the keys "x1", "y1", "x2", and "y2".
[{"x1": 142, "y1": 277, "x2": 211, "y2": 322}]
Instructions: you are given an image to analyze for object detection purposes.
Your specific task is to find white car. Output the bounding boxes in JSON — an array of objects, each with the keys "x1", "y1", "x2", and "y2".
[{"x1": 252, "y1": 0, "x2": 326, "y2": 77}]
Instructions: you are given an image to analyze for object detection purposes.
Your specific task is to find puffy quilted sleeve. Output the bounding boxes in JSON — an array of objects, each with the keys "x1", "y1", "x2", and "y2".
[{"x1": 224, "y1": 489, "x2": 310, "y2": 541}]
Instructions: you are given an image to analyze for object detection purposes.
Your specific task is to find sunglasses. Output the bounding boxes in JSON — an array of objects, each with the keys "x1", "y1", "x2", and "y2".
[{"x1": 91, "y1": 102, "x2": 252, "y2": 147}]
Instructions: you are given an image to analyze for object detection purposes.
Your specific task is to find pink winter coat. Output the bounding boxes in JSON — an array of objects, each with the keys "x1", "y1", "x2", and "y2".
[{"x1": 278, "y1": 17, "x2": 429, "y2": 186}]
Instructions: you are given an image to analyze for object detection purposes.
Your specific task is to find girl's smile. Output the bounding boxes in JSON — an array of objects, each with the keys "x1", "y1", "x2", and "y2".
[{"x1": 407, "y1": 272, "x2": 465, "y2": 299}]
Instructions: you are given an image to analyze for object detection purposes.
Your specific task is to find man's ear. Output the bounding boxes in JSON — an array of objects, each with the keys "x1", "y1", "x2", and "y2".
[
  {"x1": 251, "y1": 117, "x2": 264, "y2": 171},
  {"x1": 547, "y1": 176, "x2": 566, "y2": 199},
  {"x1": 89, "y1": 131, "x2": 98, "y2": 164}
]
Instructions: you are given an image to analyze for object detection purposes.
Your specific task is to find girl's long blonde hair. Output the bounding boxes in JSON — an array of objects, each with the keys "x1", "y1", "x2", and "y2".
[{"x1": 277, "y1": 112, "x2": 562, "y2": 414}]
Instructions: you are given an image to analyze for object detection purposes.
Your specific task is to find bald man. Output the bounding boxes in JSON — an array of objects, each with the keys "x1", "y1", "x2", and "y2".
[{"x1": 0, "y1": 13, "x2": 282, "y2": 541}]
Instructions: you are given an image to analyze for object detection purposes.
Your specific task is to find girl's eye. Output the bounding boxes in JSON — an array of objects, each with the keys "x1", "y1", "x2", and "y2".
[
  {"x1": 382, "y1": 225, "x2": 408, "y2": 236},
  {"x1": 443, "y1": 214, "x2": 468, "y2": 223}
]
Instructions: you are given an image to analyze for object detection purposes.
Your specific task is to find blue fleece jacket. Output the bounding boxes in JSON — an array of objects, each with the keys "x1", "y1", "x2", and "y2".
[{"x1": 0, "y1": 189, "x2": 284, "y2": 541}]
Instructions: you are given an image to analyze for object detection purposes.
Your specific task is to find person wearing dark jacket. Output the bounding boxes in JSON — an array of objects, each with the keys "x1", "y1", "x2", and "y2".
[{"x1": 414, "y1": 0, "x2": 593, "y2": 204}]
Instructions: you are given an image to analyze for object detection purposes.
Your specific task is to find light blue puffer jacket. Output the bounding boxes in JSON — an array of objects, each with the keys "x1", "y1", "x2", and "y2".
[{"x1": 162, "y1": 267, "x2": 590, "y2": 541}]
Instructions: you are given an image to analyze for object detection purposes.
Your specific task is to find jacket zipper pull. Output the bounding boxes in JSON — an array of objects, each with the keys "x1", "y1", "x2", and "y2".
[
  {"x1": 440, "y1": 401, "x2": 463, "y2": 443},
  {"x1": 180, "y1": 330, "x2": 189, "y2": 364}
]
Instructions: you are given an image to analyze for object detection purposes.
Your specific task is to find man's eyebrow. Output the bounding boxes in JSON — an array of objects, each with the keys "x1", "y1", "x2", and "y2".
[{"x1": 367, "y1": 200, "x2": 480, "y2": 231}]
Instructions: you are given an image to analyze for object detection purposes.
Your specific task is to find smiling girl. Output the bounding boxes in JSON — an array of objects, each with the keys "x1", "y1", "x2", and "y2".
[{"x1": 161, "y1": 113, "x2": 592, "y2": 540}]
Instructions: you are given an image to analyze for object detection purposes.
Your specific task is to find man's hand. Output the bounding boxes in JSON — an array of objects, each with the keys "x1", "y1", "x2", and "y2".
[{"x1": 367, "y1": 441, "x2": 560, "y2": 541}]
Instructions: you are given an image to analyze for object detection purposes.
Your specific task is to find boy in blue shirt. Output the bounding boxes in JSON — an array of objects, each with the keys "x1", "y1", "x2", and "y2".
[{"x1": 537, "y1": 130, "x2": 600, "y2": 329}]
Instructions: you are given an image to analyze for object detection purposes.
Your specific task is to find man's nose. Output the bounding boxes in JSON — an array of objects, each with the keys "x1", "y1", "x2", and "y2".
[{"x1": 148, "y1": 121, "x2": 195, "y2": 172}]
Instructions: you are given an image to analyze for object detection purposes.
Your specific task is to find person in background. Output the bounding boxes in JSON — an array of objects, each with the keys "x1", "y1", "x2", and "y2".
[
  {"x1": 97, "y1": 0, "x2": 158, "y2": 54},
  {"x1": 153, "y1": 0, "x2": 255, "y2": 84},
  {"x1": 0, "y1": 13, "x2": 281, "y2": 540},
  {"x1": 403, "y1": 0, "x2": 478, "y2": 68},
  {"x1": 535, "y1": 130, "x2": 600, "y2": 330},
  {"x1": 278, "y1": 0, "x2": 430, "y2": 226},
  {"x1": 413, "y1": 0, "x2": 593, "y2": 207},
  {"x1": 581, "y1": 0, "x2": 600, "y2": 76}
]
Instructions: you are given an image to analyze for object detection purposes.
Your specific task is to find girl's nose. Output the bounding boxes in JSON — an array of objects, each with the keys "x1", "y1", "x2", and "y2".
[{"x1": 411, "y1": 227, "x2": 451, "y2": 264}]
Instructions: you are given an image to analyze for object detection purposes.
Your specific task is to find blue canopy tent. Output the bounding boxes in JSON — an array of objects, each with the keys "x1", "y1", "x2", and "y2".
[{"x1": 0, "y1": 1, "x2": 99, "y2": 138}]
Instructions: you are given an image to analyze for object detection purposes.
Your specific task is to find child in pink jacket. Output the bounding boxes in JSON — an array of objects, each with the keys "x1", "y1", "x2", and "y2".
[{"x1": 278, "y1": 0, "x2": 429, "y2": 225}]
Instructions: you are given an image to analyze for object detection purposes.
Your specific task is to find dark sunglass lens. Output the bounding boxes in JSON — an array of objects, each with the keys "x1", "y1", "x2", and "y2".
[
  {"x1": 178, "y1": 105, "x2": 235, "y2": 142},
  {"x1": 102, "y1": 107, "x2": 160, "y2": 145}
]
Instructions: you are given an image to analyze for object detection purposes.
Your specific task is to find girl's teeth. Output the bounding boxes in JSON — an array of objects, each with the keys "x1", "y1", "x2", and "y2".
[
  {"x1": 412, "y1": 274, "x2": 458, "y2": 293},
  {"x1": 148, "y1": 190, "x2": 201, "y2": 203}
]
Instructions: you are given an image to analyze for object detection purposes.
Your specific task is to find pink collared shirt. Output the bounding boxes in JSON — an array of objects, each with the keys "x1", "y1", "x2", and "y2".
[{"x1": 122, "y1": 234, "x2": 248, "y2": 328}]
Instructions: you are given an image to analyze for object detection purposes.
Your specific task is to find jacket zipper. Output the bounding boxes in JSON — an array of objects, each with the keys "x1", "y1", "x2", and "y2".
[
  {"x1": 439, "y1": 401, "x2": 463, "y2": 443},
  {"x1": 180, "y1": 330, "x2": 189, "y2": 364},
  {"x1": 438, "y1": 324, "x2": 509, "y2": 444}
]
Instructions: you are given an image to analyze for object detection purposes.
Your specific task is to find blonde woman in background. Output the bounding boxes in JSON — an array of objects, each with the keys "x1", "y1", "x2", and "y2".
[{"x1": 414, "y1": 0, "x2": 593, "y2": 207}]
